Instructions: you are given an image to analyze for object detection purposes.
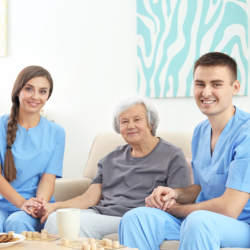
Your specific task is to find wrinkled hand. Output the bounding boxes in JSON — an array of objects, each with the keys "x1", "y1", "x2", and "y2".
[
  {"x1": 145, "y1": 186, "x2": 178, "y2": 211},
  {"x1": 21, "y1": 197, "x2": 45, "y2": 216},
  {"x1": 40, "y1": 203, "x2": 57, "y2": 224},
  {"x1": 29, "y1": 206, "x2": 47, "y2": 219}
]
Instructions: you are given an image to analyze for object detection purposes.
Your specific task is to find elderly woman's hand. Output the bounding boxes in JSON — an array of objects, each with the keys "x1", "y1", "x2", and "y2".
[{"x1": 145, "y1": 186, "x2": 178, "y2": 210}]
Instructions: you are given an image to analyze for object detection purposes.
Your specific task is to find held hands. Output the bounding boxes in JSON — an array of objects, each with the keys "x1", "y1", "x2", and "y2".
[
  {"x1": 20, "y1": 197, "x2": 45, "y2": 216},
  {"x1": 25, "y1": 200, "x2": 56, "y2": 223},
  {"x1": 145, "y1": 186, "x2": 178, "y2": 211},
  {"x1": 40, "y1": 203, "x2": 57, "y2": 224}
]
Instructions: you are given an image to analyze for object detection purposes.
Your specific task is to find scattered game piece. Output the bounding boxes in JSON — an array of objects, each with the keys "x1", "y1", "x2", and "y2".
[
  {"x1": 90, "y1": 243, "x2": 97, "y2": 250},
  {"x1": 113, "y1": 241, "x2": 119, "y2": 248},
  {"x1": 84, "y1": 245, "x2": 90, "y2": 250},
  {"x1": 89, "y1": 238, "x2": 95, "y2": 244},
  {"x1": 58, "y1": 238, "x2": 125, "y2": 249},
  {"x1": 32, "y1": 231, "x2": 39, "y2": 238},
  {"x1": 21, "y1": 231, "x2": 27, "y2": 237},
  {"x1": 25, "y1": 232, "x2": 59, "y2": 242},
  {"x1": 41, "y1": 229, "x2": 48, "y2": 234},
  {"x1": 106, "y1": 239, "x2": 112, "y2": 247},
  {"x1": 41, "y1": 232, "x2": 48, "y2": 240},
  {"x1": 27, "y1": 231, "x2": 33, "y2": 238},
  {"x1": 63, "y1": 238, "x2": 70, "y2": 245}
]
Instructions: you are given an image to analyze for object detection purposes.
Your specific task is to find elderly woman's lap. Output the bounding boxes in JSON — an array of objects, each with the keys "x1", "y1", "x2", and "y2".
[{"x1": 44, "y1": 209, "x2": 122, "y2": 239}]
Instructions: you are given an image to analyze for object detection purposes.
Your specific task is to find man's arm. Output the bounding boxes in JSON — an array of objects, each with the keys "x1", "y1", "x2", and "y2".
[
  {"x1": 145, "y1": 184, "x2": 201, "y2": 210},
  {"x1": 166, "y1": 187, "x2": 250, "y2": 219},
  {"x1": 175, "y1": 184, "x2": 201, "y2": 204},
  {"x1": 40, "y1": 183, "x2": 102, "y2": 223}
]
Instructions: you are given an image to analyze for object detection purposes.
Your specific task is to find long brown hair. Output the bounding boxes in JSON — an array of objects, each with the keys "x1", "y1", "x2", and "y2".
[{"x1": 4, "y1": 66, "x2": 53, "y2": 182}]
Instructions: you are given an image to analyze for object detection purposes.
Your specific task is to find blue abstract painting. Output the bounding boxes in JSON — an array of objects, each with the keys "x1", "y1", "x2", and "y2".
[{"x1": 137, "y1": 0, "x2": 249, "y2": 97}]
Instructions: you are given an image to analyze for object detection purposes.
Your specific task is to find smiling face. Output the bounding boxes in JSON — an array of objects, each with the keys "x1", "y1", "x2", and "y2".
[
  {"x1": 17, "y1": 77, "x2": 51, "y2": 115},
  {"x1": 193, "y1": 65, "x2": 240, "y2": 118},
  {"x1": 119, "y1": 104, "x2": 153, "y2": 145}
]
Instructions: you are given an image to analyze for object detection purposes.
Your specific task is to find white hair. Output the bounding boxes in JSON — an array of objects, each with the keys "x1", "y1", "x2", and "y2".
[{"x1": 112, "y1": 96, "x2": 159, "y2": 136}]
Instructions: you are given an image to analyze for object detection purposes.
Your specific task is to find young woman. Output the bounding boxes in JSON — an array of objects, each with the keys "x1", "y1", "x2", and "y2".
[{"x1": 0, "y1": 66, "x2": 65, "y2": 233}]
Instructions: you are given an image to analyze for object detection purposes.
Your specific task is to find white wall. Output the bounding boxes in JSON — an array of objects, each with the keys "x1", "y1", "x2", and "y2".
[{"x1": 0, "y1": 0, "x2": 250, "y2": 179}]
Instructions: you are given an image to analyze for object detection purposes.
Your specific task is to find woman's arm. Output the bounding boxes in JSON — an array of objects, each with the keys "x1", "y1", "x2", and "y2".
[
  {"x1": 0, "y1": 164, "x2": 44, "y2": 213},
  {"x1": 29, "y1": 173, "x2": 56, "y2": 218},
  {"x1": 36, "y1": 173, "x2": 56, "y2": 202},
  {"x1": 40, "y1": 183, "x2": 102, "y2": 223}
]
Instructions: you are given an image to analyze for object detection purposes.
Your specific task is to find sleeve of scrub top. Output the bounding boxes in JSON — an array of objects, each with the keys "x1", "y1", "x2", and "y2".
[
  {"x1": 167, "y1": 148, "x2": 191, "y2": 188},
  {"x1": 191, "y1": 160, "x2": 200, "y2": 185},
  {"x1": 191, "y1": 124, "x2": 201, "y2": 185},
  {"x1": 44, "y1": 126, "x2": 66, "y2": 178},
  {"x1": 226, "y1": 129, "x2": 250, "y2": 193}
]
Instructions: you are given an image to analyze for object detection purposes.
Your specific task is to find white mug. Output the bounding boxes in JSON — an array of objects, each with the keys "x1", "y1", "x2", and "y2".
[{"x1": 57, "y1": 208, "x2": 81, "y2": 241}]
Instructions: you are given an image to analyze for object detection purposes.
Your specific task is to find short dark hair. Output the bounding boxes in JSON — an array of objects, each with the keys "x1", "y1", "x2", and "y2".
[{"x1": 194, "y1": 52, "x2": 237, "y2": 82}]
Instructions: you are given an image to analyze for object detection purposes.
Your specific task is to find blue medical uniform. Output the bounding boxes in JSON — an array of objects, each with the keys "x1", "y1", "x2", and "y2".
[
  {"x1": 119, "y1": 107, "x2": 250, "y2": 250},
  {"x1": 0, "y1": 114, "x2": 65, "y2": 233}
]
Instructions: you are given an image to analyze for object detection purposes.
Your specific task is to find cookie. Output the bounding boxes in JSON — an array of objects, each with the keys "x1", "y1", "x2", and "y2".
[
  {"x1": 0, "y1": 234, "x2": 8, "y2": 243},
  {"x1": 2, "y1": 235, "x2": 13, "y2": 243},
  {"x1": 8, "y1": 238, "x2": 20, "y2": 242}
]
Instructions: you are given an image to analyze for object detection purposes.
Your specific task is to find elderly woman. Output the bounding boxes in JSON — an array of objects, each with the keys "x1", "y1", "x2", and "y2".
[{"x1": 42, "y1": 96, "x2": 191, "y2": 239}]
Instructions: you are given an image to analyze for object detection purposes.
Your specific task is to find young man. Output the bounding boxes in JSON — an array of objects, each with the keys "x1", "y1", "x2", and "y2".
[{"x1": 118, "y1": 52, "x2": 250, "y2": 250}]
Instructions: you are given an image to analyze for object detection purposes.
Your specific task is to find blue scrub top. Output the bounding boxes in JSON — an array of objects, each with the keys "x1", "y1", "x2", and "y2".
[
  {"x1": 0, "y1": 114, "x2": 66, "y2": 212},
  {"x1": 192, "y1": 107, "x2": 250, "y2": 223}
]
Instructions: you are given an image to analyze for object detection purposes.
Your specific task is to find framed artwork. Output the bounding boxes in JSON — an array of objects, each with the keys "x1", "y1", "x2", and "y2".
[
  {"x1": 137, "y1": 0, "x2": 249, "y2": 97},
  {"x1": 0, "y1": 0, "x2": 7, "y2": 57}
]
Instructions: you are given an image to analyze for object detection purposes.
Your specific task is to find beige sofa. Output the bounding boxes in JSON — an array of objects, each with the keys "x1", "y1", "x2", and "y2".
[{"x1": 53, "y1": 132, "x2": 247, "y2": 250}]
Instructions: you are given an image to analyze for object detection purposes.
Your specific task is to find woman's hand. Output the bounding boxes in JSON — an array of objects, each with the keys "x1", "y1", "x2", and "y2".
[
  {"x1": 145, "y1": 186, "x2": 178, "y2": 210},
  {"x1": 40, "y1": 202, "x2": 57, "y2": 224},
  {"x1": 20, "y1": 197, "x2": 45, "y2": 215}
]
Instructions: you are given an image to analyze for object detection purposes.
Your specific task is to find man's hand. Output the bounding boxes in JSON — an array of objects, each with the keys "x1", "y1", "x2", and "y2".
[{"x1": 145, "y1": 186, "x2": 178, "y2": 210}]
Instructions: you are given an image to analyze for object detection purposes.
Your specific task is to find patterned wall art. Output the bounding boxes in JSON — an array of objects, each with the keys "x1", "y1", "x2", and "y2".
[
  {"x1": 0, "y1": 0, "x2": 7, "y2": 57},
  {"x1": 137, "y1": 0, "x2": 249, "y2": 97}
]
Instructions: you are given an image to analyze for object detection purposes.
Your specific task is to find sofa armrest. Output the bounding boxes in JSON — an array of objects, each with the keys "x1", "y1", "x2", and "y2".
[{"x1": 54, "y1": 177, "x2": 92, "y2": 202}]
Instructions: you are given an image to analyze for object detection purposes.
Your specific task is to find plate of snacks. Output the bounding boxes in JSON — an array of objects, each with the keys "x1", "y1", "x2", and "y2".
[{"x1": 0, "y1": 232, "x2": 25, "y2": 248}]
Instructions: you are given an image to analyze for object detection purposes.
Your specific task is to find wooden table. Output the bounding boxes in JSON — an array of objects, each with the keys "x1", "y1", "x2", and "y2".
[{"x1": 5, "y1": 236, "x2": 133, "y2": 250}]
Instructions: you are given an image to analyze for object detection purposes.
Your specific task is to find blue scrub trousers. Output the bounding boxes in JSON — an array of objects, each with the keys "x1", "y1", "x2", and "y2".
[
  {"x1": 119, "y1": 207, "x2": 250, "y2": 250},
  {"x1": 0, "y1": 208, "x2": 45, "y2": 233}
]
